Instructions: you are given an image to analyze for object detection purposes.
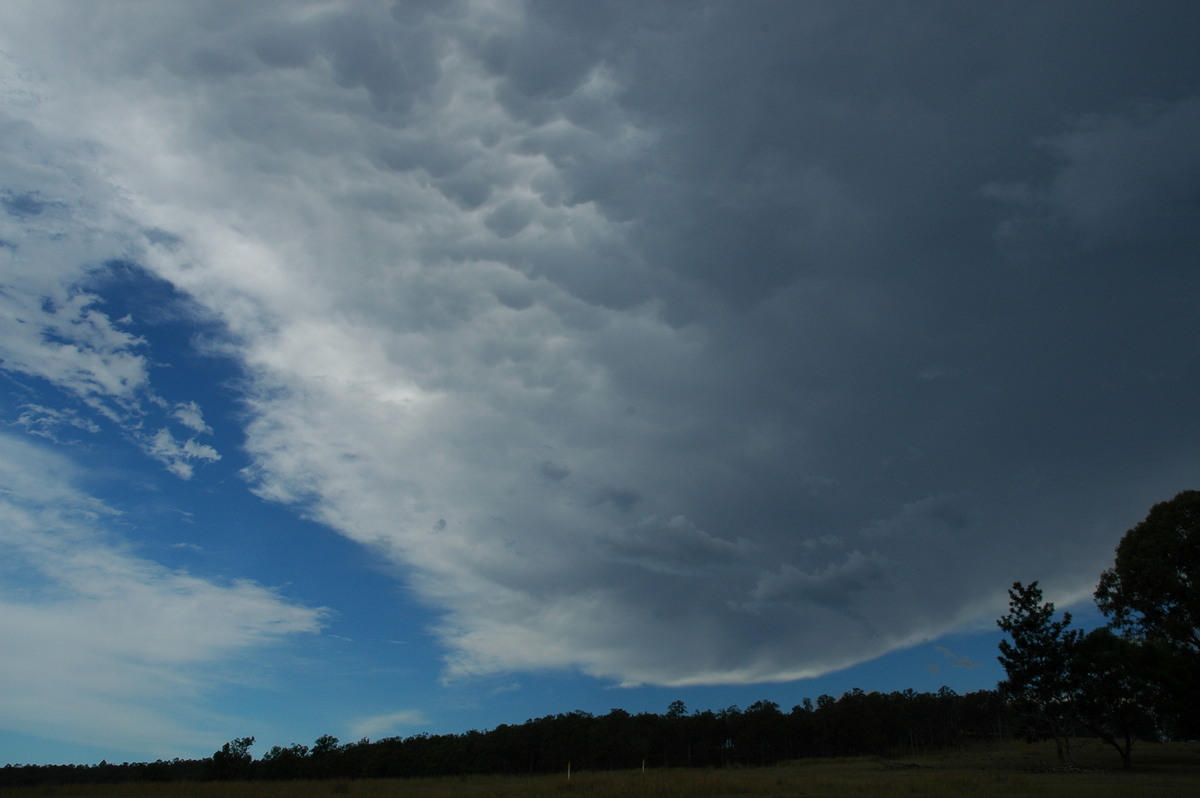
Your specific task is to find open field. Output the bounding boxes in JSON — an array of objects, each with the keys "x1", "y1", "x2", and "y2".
[{"x1": 8, "y1": 740, "x2": 1199, "y2": 798}]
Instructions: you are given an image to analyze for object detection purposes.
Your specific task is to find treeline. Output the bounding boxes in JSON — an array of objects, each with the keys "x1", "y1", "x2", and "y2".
[{"x1": 1, "y1": 687, "x2": 1009, "y2": 787}]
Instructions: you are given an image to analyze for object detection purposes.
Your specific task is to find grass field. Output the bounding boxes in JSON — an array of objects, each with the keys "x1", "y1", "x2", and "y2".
[{"x1": 8, "y1": 740, "x2": 1199, "y2": 798}]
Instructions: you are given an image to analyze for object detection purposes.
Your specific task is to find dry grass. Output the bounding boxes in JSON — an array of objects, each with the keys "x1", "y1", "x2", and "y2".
[{"x1": 9, "y1": 740, "x2": 1199, "y2": 798}]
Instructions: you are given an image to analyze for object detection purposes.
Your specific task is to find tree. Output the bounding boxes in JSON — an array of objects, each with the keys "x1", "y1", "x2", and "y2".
[
  {"x1": 996, "y1": 582, "x2": 1082, "y2": 766},
  {"x1": 664, "y1": 700, "x2": 690, "y2": 768},
  {"x1": 210, "y1": 737, "x2": 254, "y2": 780},
  {"x1": 259, "y1": 743, "x2": 309, "y2": 779},
  {"x1": 308, "y1": 734, "x2": 343, "y2": 778},
  {"x1": 1071, "y1": 628, "x2": 1162, "y2": 769},
  {"x1": 311, "y1": 734, "x2": 342, "y2": 757},
  {"x1": 1095, "y1": 490, "x2": 1200, "y2": 734},
  {"x1": 1096, "y1": 491, "x2": 1200, "y2": 653}
]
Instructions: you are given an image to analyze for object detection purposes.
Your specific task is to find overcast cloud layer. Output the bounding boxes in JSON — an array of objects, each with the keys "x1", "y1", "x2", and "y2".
[{"x1": 3, "y1": 0, "x2": 1200, "y2": 731}]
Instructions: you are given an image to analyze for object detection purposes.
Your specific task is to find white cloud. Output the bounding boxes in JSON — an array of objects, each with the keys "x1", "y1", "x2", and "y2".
[
  {"x1": 0, "y1": 433, "x2": 325, "y2": 755},
  {"x1": 0, "y1": 281, "x2": 149, "y2": 419},
  {"x1": 0, "y1": 77, "x2": 224, "y2": 481},
  {"x1": 144, "y1": 427, "x2": 221, "y2": 480},
  {"x1": 0, "y1": 50, "x2": 149, "y2": 424},
  {"x1": 347, "y1": 710, "x2": 430, "y2": 740},
  {"x1": 15, "y1": 403, "x2": 101, "y2": 440},
  {"x1": 173, "y1": 401, "x2": 212, "y2": 434}
]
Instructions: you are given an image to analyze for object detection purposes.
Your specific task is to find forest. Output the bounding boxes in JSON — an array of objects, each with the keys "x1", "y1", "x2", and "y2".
[
  {"x1": 1, "y1": 688, "x2": 1006, "y2": 787},
  {"x1": 3, "y1": 491, "x2": 1196, "y2": 788}
]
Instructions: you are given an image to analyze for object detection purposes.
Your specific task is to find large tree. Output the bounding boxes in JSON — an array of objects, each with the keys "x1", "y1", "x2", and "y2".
[
  {"x1": 1095, "y1": 490, "x2": 1200, "y2": 735},
  {"x1": 1095, "y1": 490, "x2": 1200, "y2": 654},
  {"x1": 1070, "y1": 628, "x2": 1162, "y2": 769},
  {"x1": 210, "y1": 737, "x2": 255, "y2": 780},
  {"x1": 996, "y1": 581, "x2": 1083, "y2": 766}
]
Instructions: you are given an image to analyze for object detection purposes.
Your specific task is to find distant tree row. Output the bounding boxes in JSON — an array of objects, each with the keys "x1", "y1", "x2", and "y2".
[
  {"x1": 0, "y1": 687, "x2": 1008, "y2": 787},
  {"x1": 997, "y1": 490, "x2": 1200, "y2": 769}
]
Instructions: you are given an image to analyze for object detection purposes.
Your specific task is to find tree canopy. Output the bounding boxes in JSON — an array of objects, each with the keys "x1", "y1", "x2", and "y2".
[
  {"x1": 1095, "y1": 490, "x2": 1200, "y2": 655},
  {"x1": 1095, "y1": 489, "x2": 1200, "y2": 736}
]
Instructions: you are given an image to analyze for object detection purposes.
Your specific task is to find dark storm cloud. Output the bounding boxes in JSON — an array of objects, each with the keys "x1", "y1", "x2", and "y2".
[
  {"x1": 536, "y1": 460, "x2": 571, "y2": 482},
  {"x1": 4, "y1": 0, "x2": 1200, "y2": 688},
  {"x1": 436, "y1": 0, "x2": 1200, "y2": 680},
  {"x1": 590, "y1": 486, "x2": 643, "y2": 513},
  {"x1": 595, "y1": 514, "x2": 752, "y2": 577},
  {"x1": 473, "y1": 1, "x2": 1200, "y2": 313}
]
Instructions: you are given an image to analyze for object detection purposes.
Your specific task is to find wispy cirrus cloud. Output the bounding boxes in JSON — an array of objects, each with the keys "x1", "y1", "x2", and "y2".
[
  {"x1": 347, "y1": 710, "x2": 430, "y2": 741},
  {"x1": 0, "y1": 432, "x2": 325, "y2": 756}
]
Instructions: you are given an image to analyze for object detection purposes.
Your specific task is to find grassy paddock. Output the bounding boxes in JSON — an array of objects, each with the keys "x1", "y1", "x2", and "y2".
[{"x1": 8, "y1": 740, "x2": 1199, "y2": 798}]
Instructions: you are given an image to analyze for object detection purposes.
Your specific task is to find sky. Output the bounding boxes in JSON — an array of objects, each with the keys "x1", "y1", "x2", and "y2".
[{"x1": 1, "y1": 0, "x2": 1199, "y2": 766}]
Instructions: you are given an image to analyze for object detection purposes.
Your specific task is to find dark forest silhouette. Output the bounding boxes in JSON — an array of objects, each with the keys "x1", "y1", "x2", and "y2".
[{"x1": 1, "y1": 688, "x2": 1006, "y2": 787}]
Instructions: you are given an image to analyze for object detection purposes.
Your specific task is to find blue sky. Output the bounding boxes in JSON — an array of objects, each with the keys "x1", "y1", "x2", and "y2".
[{"x1": 2, "y1": 0, "x2": 1198, "y2": 766}]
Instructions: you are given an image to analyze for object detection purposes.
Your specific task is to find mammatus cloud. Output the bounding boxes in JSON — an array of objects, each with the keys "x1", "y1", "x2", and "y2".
[
  {"x1": 0, "y1": 434, "x2": 325, "y2": 756},
  {"x1": 1, "y1": 1, "x2": 1198, "y2": 694}
]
